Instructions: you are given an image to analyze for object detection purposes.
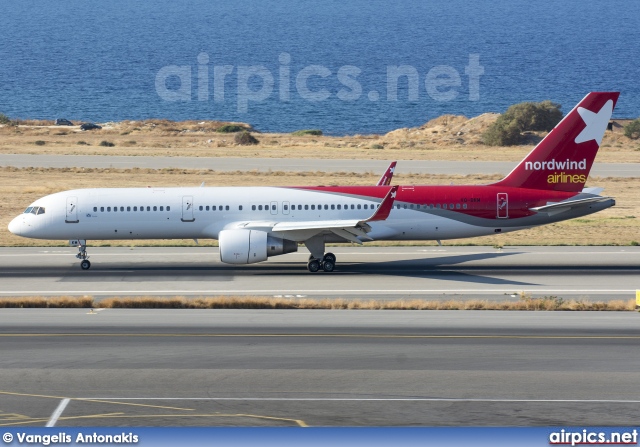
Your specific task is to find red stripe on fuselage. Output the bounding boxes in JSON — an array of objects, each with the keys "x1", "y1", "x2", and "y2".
[{"x1": 291, "y1": 185, "x2": 578, "y2": 220}]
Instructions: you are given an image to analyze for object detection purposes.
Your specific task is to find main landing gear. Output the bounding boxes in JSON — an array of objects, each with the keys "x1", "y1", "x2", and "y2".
[
  {"x1": 75, "y1": 242, "x2": 91, "y2": 270},
  {"x1": 307, "y1": 252, "x2": 336, "y2": 273}
]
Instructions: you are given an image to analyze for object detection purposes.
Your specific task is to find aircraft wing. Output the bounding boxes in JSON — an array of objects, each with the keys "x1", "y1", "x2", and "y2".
[
  {"x1": 530, "y1": 196, "x2": 612, "y2": 216},
  {"x1": 241, "y1": 185, "x2": 398, "y2": 244}
]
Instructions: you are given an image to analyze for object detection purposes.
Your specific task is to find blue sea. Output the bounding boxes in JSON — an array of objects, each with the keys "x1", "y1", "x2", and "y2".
[{"x1": 0, "y1": 0, "x2": 638, "y2": 135}]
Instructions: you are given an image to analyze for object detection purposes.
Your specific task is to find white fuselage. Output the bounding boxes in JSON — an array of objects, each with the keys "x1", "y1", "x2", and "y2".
[{"x1": 8, "y1": 187, "x2": 503, "y2": 243}]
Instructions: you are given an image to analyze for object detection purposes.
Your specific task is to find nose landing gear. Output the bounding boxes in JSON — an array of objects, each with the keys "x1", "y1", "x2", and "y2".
[{"x1": 72, "y1": 240, "x2": 91, "y2": 270}]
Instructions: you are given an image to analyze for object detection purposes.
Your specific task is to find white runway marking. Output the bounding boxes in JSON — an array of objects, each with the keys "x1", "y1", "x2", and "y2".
[
  {"x1": 0, "y1": 289, "x2": 635, "y2": 295},
  {"x1": 80, "y1": 397, "x2": 640, "y2": 403},
  {"x1": 45, "y1": 398, "x2": 70, "y2": 427}
]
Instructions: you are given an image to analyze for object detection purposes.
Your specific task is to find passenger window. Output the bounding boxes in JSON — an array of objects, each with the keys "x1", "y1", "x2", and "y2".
[
  {"x1": 310, "y1": 205, "x2": 314, "y2": 210},
  {"x1": 450, "y1": 203, "x2": 454, "y2": 209},
  {"x1": 357, "y1": 204, "x2": 361, "y2": 209},
  {"x1": 429, "y1": 204, "x2": 434, "y2": 209},
  {"x1": 160, "y1": 206, "x2": 163, "y2": 211},
  {"x1": 324, "y1": 205, "x2": 328, "y2": 210},
  {"x1": 239, "y1": 205, "x2": 243, "y2": 211},
  {"x1": 147, "y1": 206, "x2": 150, "y2": 211},
  {"x1": 212, "y1": 206, "x2": 217, "y2": 211},
  {"x1": 226, "y1": 206, "x2": 230, "y2": 211},
  {"x1": 443, "y1": 204, "x2": 447, "y2": 209},
  {"x1": 436, "y1": 204, "x2": 441, "y2": 209},
  {"x1": 456, "y1": 204, "x2": 461, "y2": 209},
  {"x1": 93, "y1": 207, "x2": 97, "y2": 212},
  {"x1": 120, "y1": 207, "x2": 124, "y2": 212},
  {"x1": 167, "y1": 206, "x2": 170, "y2": 211},
  {"x1": 127, "y1": 206, "x2": 131, "y2": 211},
  {"x1": 271, "y1": 205, "x2": 275, "y2": 211},
  {"x1": 284, "y1": 205, "x2": 288, "y2": 210},
  {"x1": 114, "y1": 207, "x2": 118, "y2": 212},
  {"x1": 337, "y1": 204, "x2": 341, "y2": 210},
  {"x1": 153, "y1": 206, "x2": 157, "y2": 211},
  {"x1": 252, "y1": 205, "x2": 256, "y2": 211},
  {"x1": 199, "y1": 206, "x2": 203, "y2": 211},
  {"x1": 350, "y1": 204, "x2": 354, "y2": 209},
  {"x1": 100, "y1": 207, "x2": 104, "y2": 212},
  {"x1": 305, "y1": 205, "x2": 309, "y2": 210},
  {"x1": 140, "y1": 206, "x2": 144, "y2": 212},
  {"x1": 463, "y1": 204, "x2": 467, "y2": 209},
  {"x1": 107, "y1": 207, "x2": 111, "y2": 212},
  {"x1": 331, "y1": 205, "x2": 335, "y2": 210},
  {"x1": 258, "y1": 205, "x2": 263, "y2": 211},
  {"x1": 205, "y1": 206, "x2": 209, "y2": 211},
  {"x1": 133, "y1": 206, "x2": 137, "y2": 211}
]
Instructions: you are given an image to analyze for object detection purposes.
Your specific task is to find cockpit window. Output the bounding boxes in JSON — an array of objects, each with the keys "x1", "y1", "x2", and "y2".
[{"x1": 24, "y1": 206, "x2": 45, "y2": 215}]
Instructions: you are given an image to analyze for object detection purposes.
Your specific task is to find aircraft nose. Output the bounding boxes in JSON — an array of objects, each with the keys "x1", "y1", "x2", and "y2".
[{"x1": 8, "y1": 216, "x2": 23, "y2": 236}]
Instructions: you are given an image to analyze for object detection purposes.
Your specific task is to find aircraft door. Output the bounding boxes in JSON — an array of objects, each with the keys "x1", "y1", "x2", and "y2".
[
  {"x1": 181, "y1": 196, "x2": 195, "y2": 222},
  {"x1": 65, "y1": 196, "x2": 79, "y2": 223},
  {"x1": 270, "y1": 201, "x2": 278, "y2": 215},
  {"x1": 497, "y1": 193, "x2": 508, "y2": 218},
  {"x1": 282, "y1": 201, "x2": 290, "y2": 215}
]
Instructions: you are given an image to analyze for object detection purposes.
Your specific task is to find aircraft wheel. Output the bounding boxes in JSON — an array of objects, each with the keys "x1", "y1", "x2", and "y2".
[
  {"x1": 80, "y1": 260, "x2": 91, "y2": 270},
  {"x1": 323, "y1": 252, "x2": 336, "y2": 264},
  {"x1": 307, "y1": 259, "x2": 321, "y2": 273},
  {"x1": 322, "y1": 259, "x2": 335, "y2": 272}
]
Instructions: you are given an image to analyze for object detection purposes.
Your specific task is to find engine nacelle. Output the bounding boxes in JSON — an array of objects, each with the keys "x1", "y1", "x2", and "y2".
[{"x1": 219, "y1": 229, "x2": 297, "y2": 264}]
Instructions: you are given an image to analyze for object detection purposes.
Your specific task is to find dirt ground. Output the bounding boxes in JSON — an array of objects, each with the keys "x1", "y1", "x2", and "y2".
[
  {"x1": 1, "y1": 114, "x2": 639, "y2": 162},
  {"x1": 1, "y1": 167, "x2": 637, "y2": 247}
]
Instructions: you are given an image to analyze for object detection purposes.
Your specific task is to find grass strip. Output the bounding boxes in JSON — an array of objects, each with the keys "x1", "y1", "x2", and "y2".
[{"x1": 0, "y1": 296, "x2": 635, "y2": 311}]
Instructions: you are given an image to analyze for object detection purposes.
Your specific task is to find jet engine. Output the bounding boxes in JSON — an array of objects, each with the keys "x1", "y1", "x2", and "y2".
[{"x1": 218, "y1": 229, "x2": 298, "y2": 264}]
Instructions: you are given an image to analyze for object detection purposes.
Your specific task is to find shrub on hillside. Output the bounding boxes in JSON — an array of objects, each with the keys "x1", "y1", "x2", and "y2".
[
  {"x1": 234, "y1": 131, "x2": 259, "y2": 145},
  {"x1": 0, "y1": 113, "x2": 10, "y2": 125},
  {"x1": 291, "y1": 129, "x2": 323, "y2": 136},
  {"x1": 99, "y1": 140, "x2": 115, "y2": 147},
  {"x1": 483, "y1": 100, "x2": 563, "y2": 146},
  {"x1": 217, "y1": 124, "x2": 246, "y2": 133},
  {"x1": 623, "y1": 118, "x2": 640, "y2": 140}
]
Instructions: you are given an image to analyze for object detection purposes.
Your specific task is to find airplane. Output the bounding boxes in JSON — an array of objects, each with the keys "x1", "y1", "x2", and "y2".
[{"x1": 8, "y1": 92, "x2": 619, "y2": 273}]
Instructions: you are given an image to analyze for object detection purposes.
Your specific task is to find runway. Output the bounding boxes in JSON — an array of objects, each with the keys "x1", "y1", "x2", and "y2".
[
  {"x1": 1, "y1": 154, "x2": 638, "y2": 177},
  {"x1": 0, "y1": 246, "x2": 638, "y2": 301},
  {"x1": 1, "y1": 310, "x2": 639, "y2": 427}
]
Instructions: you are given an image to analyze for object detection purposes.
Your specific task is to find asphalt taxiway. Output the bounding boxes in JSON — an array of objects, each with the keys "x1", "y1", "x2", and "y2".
[
  {"x1": 0, "y1": 246, "x2": 637, "y2": 301},
  {"x1": 1, "y1": 154, "x2": 638, "y2": 177},
  {"x1": 0, "y1": 310, "x2": 639, "y2": 427}
]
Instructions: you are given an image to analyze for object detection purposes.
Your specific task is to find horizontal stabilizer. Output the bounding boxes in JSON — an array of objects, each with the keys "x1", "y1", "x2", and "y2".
[{"x1": 530, "y1": 196, "x2": 611, "y2": 215}]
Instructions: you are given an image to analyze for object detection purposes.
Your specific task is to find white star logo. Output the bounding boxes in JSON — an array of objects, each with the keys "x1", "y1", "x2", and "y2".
[
  {"x1": 391, "y1": 191, "x2": 396, "y2": 199},
  {"x1": 574, "y1": 99, "x2": 613, "y2": 146},
  {"x1": 389, "y1": 167, "x2": 395, "y2": 173}
]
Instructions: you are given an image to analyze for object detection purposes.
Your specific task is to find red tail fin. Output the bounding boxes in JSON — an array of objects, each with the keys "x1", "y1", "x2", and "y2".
[{"x1": 492, "y1": 92, "x2": 619, "y2": 192}]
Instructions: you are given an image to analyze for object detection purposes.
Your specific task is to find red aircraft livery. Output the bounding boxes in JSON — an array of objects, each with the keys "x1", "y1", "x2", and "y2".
[{"x1": 9, "y1": 92, "x2": 619, "y2": 272}]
